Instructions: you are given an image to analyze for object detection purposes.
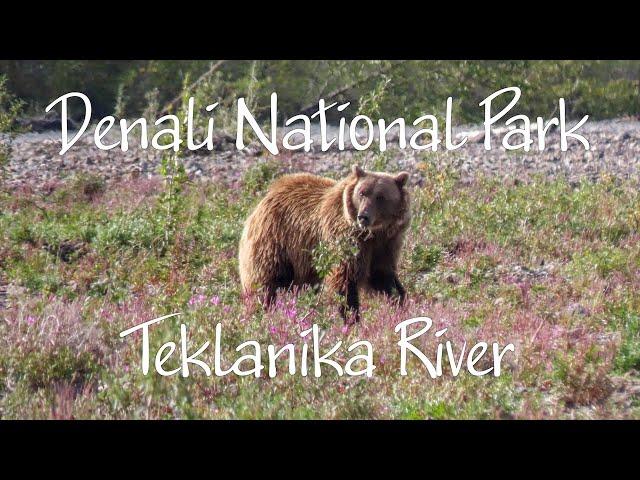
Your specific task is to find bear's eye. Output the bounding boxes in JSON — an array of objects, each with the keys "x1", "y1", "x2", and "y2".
[{"x1": 359, "y1": 190, "x2": 366, "y2": 197}]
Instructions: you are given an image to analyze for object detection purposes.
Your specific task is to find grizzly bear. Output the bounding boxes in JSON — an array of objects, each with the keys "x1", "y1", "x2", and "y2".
[{"x1": 238, "y1": 165, "x2": 411, "y2": 323}]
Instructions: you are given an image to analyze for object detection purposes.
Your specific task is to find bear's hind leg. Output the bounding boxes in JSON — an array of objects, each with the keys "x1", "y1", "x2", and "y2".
[{"x1": 263, "y1": 260, "x2": 295, "y2": 309}]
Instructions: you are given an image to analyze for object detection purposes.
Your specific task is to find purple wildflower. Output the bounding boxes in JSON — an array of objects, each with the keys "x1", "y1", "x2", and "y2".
[{"x1": 188, "y1": 294, "x2": 207, "y2": 307}]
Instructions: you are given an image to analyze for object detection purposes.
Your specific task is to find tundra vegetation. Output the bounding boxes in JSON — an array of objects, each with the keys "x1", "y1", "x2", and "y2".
[
  {"x1": 0, "y1": 61, "x2": 639, "y2": 418},
  {"x1": 0, "y1": 161, "x2": 638, "y2": 418}
]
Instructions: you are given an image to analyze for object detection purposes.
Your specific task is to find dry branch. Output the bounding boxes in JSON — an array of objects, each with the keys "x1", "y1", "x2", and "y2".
[
  {"x1": 160, "y1": 60, "x2": 226, "y2": 116},
  {"x1": 298, "y1": 61, "x2": 405, "y2": 116}
]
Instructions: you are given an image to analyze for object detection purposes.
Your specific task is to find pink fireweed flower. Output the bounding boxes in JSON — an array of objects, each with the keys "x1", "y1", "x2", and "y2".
[
  {"x1": 188, "y1": 294, "x2": 207, "y2": 307},
  {"x1": 100, "y1": 308, "x2": 114, "y2": 323},
  {"x1": 210, "y1": 295, "x2": 221, "y2": 306},
  {"x1": 299, "y1": 319, "x2": 312, "y2": 330},
  {"x1": 26, "y1": 315, "x2": 36, "y2": 325},
  {"x1": 268, "y1": 325, "x2": 277, "y2": 335}
]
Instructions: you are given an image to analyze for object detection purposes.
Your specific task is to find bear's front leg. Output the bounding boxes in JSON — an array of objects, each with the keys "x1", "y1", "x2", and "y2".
[
  {"x1": 392, "y1": 272, "x2": 407, "y2": 305},
  {"x1": 369, "y1": 271, "x2": 406, "y2": 305},
  {"x1": 368, "y1": 271, "x2": 395, "y2": 296}
]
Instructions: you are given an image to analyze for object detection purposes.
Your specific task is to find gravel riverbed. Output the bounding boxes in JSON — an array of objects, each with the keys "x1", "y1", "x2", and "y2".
[{"x1": 2, "y1": 118, "x2": 640, "y2": 190}]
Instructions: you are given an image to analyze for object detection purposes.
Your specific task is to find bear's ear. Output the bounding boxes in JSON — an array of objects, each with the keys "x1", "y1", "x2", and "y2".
[
  {"x1": 395, "y1": 171, "x2": 409, "y2": 187},
  {"x1": 351, "y1": 165, "x2": 365, "y2": 178}
]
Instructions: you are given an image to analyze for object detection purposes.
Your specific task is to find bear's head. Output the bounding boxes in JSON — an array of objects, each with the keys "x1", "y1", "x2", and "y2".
[{"x1": 343, "y1": 165, "x2": 410, "y2": 234}]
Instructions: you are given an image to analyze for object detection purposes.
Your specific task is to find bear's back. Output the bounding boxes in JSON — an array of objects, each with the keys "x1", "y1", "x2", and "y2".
[
  {"x1": 268, "y1": 173, "x2": 336, "y2": 198},
  {"x1": 259, "y1": 173, "x2": 337, "y2": 236}
]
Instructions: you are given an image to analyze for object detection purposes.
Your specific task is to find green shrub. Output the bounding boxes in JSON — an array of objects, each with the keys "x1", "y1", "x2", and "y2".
[
  {"x1": 18, "y1": 347, "x2": 100, "y2": 389},
  {"x1": 409, "y1": 244, "x2": 442, "y2": 273},
  {"x1": 613, "y1": 310, "x2": 640, "y2": 373},
  {"x1": 242, "y1": 161, "x2": 280, "y2": 196}
]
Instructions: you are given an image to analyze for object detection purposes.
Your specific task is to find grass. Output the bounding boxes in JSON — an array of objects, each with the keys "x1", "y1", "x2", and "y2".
[{"x1": 0, "y1": 162, "x2": 639, "y2": 419}]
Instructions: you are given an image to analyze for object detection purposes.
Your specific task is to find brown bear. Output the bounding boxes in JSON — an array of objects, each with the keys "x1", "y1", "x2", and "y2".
[{"x1": 238, "y1": 165, "x2": 411, "y2": 323}]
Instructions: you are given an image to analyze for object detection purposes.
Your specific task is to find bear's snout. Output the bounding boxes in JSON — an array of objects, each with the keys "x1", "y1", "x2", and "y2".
[
  {"x1": 356, "y1": 199, "x2": 376, "y2": 228},
  {"x1": 357, "y1": 214, "x2": 371, "y2": 228}
]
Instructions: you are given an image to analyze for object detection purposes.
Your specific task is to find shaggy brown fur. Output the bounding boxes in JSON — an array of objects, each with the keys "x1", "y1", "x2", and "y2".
[{"x1": 238, "y1": 165, "x2": 411, "y2": 323}]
